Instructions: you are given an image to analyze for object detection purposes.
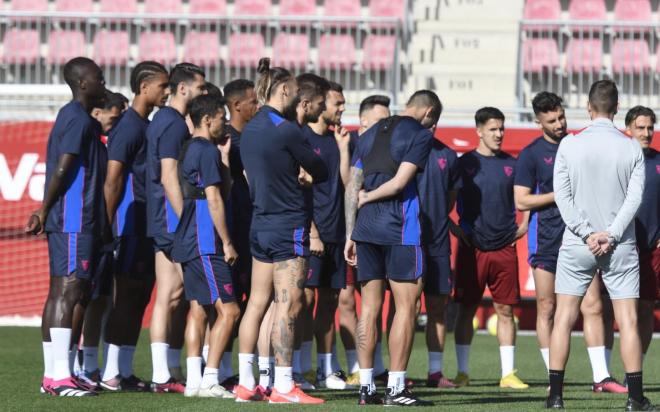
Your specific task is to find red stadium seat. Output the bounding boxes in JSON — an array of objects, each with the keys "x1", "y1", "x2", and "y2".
[
  {"x1": 9, "y1": 0, "x2": 48, "y2": 11},
  {"x1": 568, "y1": 0, "x2": 606, "y2": 21},
  {"x1": 566, "y1": 39, "x2": 602, "y2": 73},
  {"x1": 93, "y1": 30, "x2": 130, "y2": 66},
  {"x1": 324, "y1": 0, "x2": 361, "y2": 18},
  {"x1": 612, "y1": 39, "x2": 650, "y2": 74},
  {"x1": 369, "y1": 0, "x2": 405, "y2": 18},
  {"x1": 524, "y1": 0, "x2": 561, "y2": 19},
  {"x1": 521, "y1": 38, "x2": 559, "y2": 73},
  {"x1": 144, "y1": 0, "x2": 183, "y2": 14},
  {"x1": 1, "y1": 29, "x2": 40, "y2": 65},
  {"x1": 279, "y1": 0, "x2": 316, "y2": 16},
  {"x1": 228, "y1": 33, "x2": 265, "y2": 68},
  {"x1": 234, "y1": 0, "x2": 272, "y2": 16},
  {"x1": 183, "y1": 31, "x2": 221, "y2": 67},
  {"x1": 272, "y1": 33, "x2": 309, "y2": 69},
  {"x1": 318, "y1": 34, "x2": 356, "y2": 70},
  {"x1": 362, "y1": 35, "x2": 396, "y2": 71},
  {"x1": 613, "y1": 0, "x2": 652, "y2": 32},
  {"x1": 99, "y1": 0, "x2": 137, "y2": 14},
  {"x1": 189, "y1": 0, "x2": 227, "y2": 15},
  {"x1": 55, "y1": 0, "x2": 93, "y2": 12},
  {"x1": 138, "y1": 32, "x2": 177, "y2": 64},
  {"x1": 47, "y1": 31, "x2": 86, "y2": 65}
]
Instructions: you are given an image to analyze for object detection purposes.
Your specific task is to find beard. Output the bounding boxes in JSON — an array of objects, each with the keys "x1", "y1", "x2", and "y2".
[{"x1": 283, "y1": 95, "x2": 300, "y2": 121}]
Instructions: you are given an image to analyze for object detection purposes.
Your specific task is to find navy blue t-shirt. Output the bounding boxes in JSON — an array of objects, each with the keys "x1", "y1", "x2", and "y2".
[
  {"x1": 227, "y1": 124, "x2": 252, "y2": 229},
  {"x1": 457, "y1": 150, "x2": 518, "y2": 251},
  {"x1": 107, "y1": 107, "x2": 149, "y2": 237},
  {"x1": 303, "y1": 126, "x2": 345, "y2": 243},
  {"x1": 636, "y1": 148, "x2": 660, "y2": 250},
  {"x1": 145, "y1": 106, "x2": 190, "y2": 238},
  {"x1": 44, "y1": 100, "x2": 106, "y2": 235},
  {"x1": 172, "y1": 138, "x2": 225, "y2": 263},
  {"x1": 514, "y1": 136, "x2": 565, "y2": 257},
  {"x1": 240, "y1": 106, "x2": 328, "y2": 230},
  {"x1": 417, "y1": 139, "x2": 462, "y2": 255},
  {"x1": 351, "y1": 116, "x2": 433, "y2": 246}
]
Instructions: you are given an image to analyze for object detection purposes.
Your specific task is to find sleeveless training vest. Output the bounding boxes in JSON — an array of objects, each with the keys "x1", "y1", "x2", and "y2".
[{"x1": 362, "y1": 115, "x2": 404, "y2": 178}]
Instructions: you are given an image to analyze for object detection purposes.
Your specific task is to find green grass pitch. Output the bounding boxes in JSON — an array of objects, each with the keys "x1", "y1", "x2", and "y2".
[{"x1": 2, "y1": 327, "x2": 658, "y2": 411}]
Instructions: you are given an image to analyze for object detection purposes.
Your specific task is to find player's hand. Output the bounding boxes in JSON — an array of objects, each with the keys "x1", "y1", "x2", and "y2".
[
  {"x1": 656, "y1": 239, "x2": 660, "y2": 249},
  {"x1": 310, "y1": 236, "x2": 325, "y2": 257},
  {"x1": 344, "y1": 239, "x2": 357, "y2": 267},
  {"x1": 216, "y1": 132, "x2": 232, "y2": 157},
  {"x1": 223, "y1": 242, "x2": 238, "y2": 266},
  {"x1": 587, "y1": 232, "x2": 610, "y2": 256},
  {"x1": 450, "y1": 223, "x2": 472, "y2": 247},
  {"x1": 357, "y1": 190, "x2": 369, "y2": 209},
  {"x1": 512, "y1": 223, "x2": 528, "y2": 245},
  {"x1": 334, "y1": 125, "x2": 351, "y2": 151},
  {"x1": 298, "y1": 168, "x2": 313, "y2": 187},
  {"x1": 25, "y1": 209, "x2": 45, "y2": 235}
]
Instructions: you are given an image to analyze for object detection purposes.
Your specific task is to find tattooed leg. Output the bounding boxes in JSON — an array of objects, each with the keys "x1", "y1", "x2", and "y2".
[
  {"x1": 238, "y1": 258, "x2": 274, "y2": 354},
  {"x1": 271, "y1": 257, "x2": 307, "y2": 366},
  {"x1": 357, "y1": 279, "x2": 386, "y2": 369}
]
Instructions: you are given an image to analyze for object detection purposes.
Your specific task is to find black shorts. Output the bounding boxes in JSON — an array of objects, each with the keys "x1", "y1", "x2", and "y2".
[
  {"x1": 182, "y1": 255, "x2": 236, "y2": 305},
  {"x1": 355, "y1": 242, "x2": 424, "y2": 283},
  {"x1": 152, "y1": 233, "x2": 174, "y2": 257},
  {"x1": 306, "y1": 242, "x2": 347, "y2": 289},
  {"x1": 528, "y1": 253, "x2": 558, "y2": 275},
  {"x1": 250, "y1": 227, "x2": 310, "y2": 263}
]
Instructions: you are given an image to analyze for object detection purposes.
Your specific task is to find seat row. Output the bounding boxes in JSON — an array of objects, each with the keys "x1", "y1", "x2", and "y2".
[
  {"x1": 524, "y1": 0, "x2": 653, "y2": 23},
  {"x1": 1, "y1": 29, "x2": 397, "y2": 70}
]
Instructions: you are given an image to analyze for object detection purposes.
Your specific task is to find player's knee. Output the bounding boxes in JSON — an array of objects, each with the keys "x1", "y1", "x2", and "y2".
[
  {"x1": 494, "y1": 303, "x2": 514, "y2": 319},
  {"x1": 222, "y1": 303, "x2": 242, "y2": 325},
  {"x1": 537, "y1": 296, "x2": 556, "y2": 319}
]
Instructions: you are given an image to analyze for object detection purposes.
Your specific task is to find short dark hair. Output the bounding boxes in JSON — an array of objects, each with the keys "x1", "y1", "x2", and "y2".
[
  {"x1": 189, "y1": 94, "x2": 226, "y2": 128},
  {"x1": 532, "y1": 91, "x2": 563, "y2": 115},
  {"x1": 359, "y1": 95, "x2": 390, "y2": 116},
  {"x1": 205, "y1": 82, "x2": 223, "y2": 99},
  {"x1": 296, "y1": 73, "x2": 330, "y2": 101},
  {"x1": 169, "y1": 62, "x2": 205, "y2": 95},
  {"x1": 224, "y1": 79, "x2": 255, "y2": 102},
  {"x1": 103, "y1": 90, "x2": 128, "y2": 110},
  {"x1": 255, "y1": 57, "x2": 293, "y2": 103},
  {"x1": 588, "y1": 80, "x2": 618, "y2": 114},
  {"x1": 475, "y1": 106, "x2": 505, "y2": 127},
  {"x1": 406, "y1": 90, "x2": 443, "y2": 124},
  {"x1": 63, "y1": 57, "x2": 99, "y2": 90},
  {"x1": 130, "y1": 60, "x2": 168, "y2": 94},
  {"x1": 327, "y1": 81, "x2": 343, "y2": 94},
  {"x1": 625, "y1": 105, "x2": 657, "y2": 127}
]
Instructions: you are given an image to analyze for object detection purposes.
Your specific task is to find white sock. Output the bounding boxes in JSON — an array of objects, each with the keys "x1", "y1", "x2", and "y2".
[
  {"x1": 151, "y1": 342, "x2": 170, "y2": 384},
  {"x1": 119, "y1": 345, "x2": 136, "y2": 378},
  {"x1": 499, "y1": 346, "x2": 515, "y2": 377},
  {"x1": 258, "y1": 356, "x2": 271, "y2": 388},
  {"x1": 219, "y1": 352, "x2": 233, "y2": 381},
  {"x1": 102, "y1": 341, "x2": 109, "y2": 372},
  {"x1": 167, "y1": 348, "x2": 182, "y2": 368},
  {"x1": 201, "y1": 367, "x2": 218, "y2": 389},
  {"x1": 605, "y1": 347, "x2": 612, "y2": 371},
  {"x1": 359, "y1": 368, "x2": 375, "y2": 393},
  {"x1": 186, "y1": 356, "x2": 203, "y2": 389},
  {"x1": 373, "y1": 342, "x2": 386, "y2": 375},
  {"x1": 301, "y1": 341, "x2": 313, "y2": 373},
  {"x1": 292, "y1": 350, "x2": 302, "y2": 374},
  {"x1": 69, "y1": 344, "x2": 80, "y2": 377},
  {"x1": 456, "y1": 344, "x2": 470, "y2": 374},
  {"x1": 43, "y1": 341, "x2": 53, "y2": 379},
  {"x1": 318, "y1": 353, "x2": 333, "y2": 379},
  {"x1": 428, "y1": 351, "x2": 443, "y2": 374},
  {"x1": 587, "y1": 346, "x2": 610, "y2": 383},
  {"x1": 274, "y1": 366, "x2": 293, "y2": 394},
  {"x1": 331, "y1": 344, "x2": 342, "y2": 372},
  {"x1": 81, "y1": 346, "x2": 98, "y2": 374},
  {"x1": 102, "y1": 343, "x2": 121, "y2": 381},
  {"x1": 387, "y1": 371, "x2": 406, "y2": 394},
  {"x1": 540, "y1": 348, "x2": 550, "y2": 372},
  {"x1": 346, "y1": 349, "x2": 359, "y2": 374},
  {"x1": 50, "y1": 328, "x2": 73, "y2": 381},
  {"x1": 202, "y1": 345, "x2": 209, "y2": 364},
  {"x1": 238, "y1": 353, "x2": 256, "y2": 390}
]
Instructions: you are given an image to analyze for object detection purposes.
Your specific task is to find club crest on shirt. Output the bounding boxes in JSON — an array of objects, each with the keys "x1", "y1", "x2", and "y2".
[
  {"x1": 313, "y1": 148, "x2": 321, "y2": 156},
  {"x1": 656, "y1": 164, "x2": 660, "y2": 174},
  {"x1": 81, "y1": 259, "x2": 90, "y2": 271},
  {"x1": 437, "y1": 157, "x2": 447, "y2": 170},
  {"x1": 543, "y1": 156, "x2": 554, "y2": 165},
  {"x1": 465, "y1": 167, "x2": 476, "y2": 176},
  {"x1": 223, "y1": 283, "x2": 233, "y2": 296},
  {"x1": 503, "y1": 166, "x2": 514, "y2": 177}
]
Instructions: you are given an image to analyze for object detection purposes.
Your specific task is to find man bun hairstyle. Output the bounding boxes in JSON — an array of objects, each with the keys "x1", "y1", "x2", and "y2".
[{"x1": 255, "y1": 57, "x2": 292, "y2": 104}]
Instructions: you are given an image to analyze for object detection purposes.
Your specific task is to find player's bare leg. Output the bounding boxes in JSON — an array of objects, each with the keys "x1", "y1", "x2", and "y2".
[
  {"x1": 356, "y1": 279, "x2": 385, "y2": 391},
  {"x1": 314, "y1": 287, "x2": 340, "y2": 386},
  {"x1": 80, "y1": 295, "x2": 109, "y2": 382},
  {"x1": 256, "y1": 302, "x2": 275, "y2": 390},
  {"x1": 338, "y1": 284, "x2": 359, "y2": 381},
  {"x1": 425, "y1": 293, "x2": 454, "y2": 388},
  {"x1": 532, "y1": 267, "x2": 555, "y2": 370},
  {"x1": 387, "y1": 279, "x2": 423, "y2": 372}
]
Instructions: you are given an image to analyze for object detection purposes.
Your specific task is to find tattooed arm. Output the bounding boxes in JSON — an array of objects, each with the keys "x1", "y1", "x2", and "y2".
[{"x1": 344, "y1": 165, "x2": 364, "y2": 266}]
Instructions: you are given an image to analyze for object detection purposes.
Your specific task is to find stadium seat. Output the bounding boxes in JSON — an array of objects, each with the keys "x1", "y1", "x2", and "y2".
[
  {"x1": 521, "y1": 38, "x2": 559, "y2": 73},
  {"x1": 566, "y1": 39, "x2": 602, "y2": 73},
  {"x1": 279, "y1": 0, "x2": 316, "y2": 16},
  {"x1": 323, "y1": 0, "x2": 361, "y2": 18},
  {"x1": 47, "y1": 31, "x2": 86, "y2": 65},
  {"x1": 144, "y1": 0, "x2": 183, "y2": 14},
  {"x1": 55, "y1": 0, "x2": 93, "y2": 13},
  {"x1": 369, "y1": 0, "x2": 405, "y2": 18},
  {"x1": 228, "y1": 33, "x2": 265, "y2": 68},
  {"x1": 362, "y1": 35, "x2": 397, "y2": 71},
  {"x1": 272, "y1": 33, "x2": 309, "y2": 69},
  {"x1": 234, "y1": 0, "x2": 272, "y2": 16},
  {"x1": 318, "y1": 34, "x2": 357, "y2": 70},
  {"x1": 183, "y1": 31, "x2": 221, "y2": 67},
  {"x1": 612, "y1": 39, "x2": 650, "y2": 74},
  {"x1": 522, "y1": 0, "x2": 561, "y2": 31},
  {"x1": 93, "y1": 30, "x2": 130, "y2": 66},
  {"x1": 613, "y1": 0, "x2": 652, "y2": 32},
  {"x1": 189, "y1": 0, "x2": 227, "y2": 15},
  {"x1": 138, "y1": 32, "x2": 177, "y2": 64},
  {"x1": 99, "y1": 0, "x2": 138, "y2": 14},
  {"x1": 1, "y1": 29, "x2": 40, "y2": 65},
  {"x1": 568, "y1": 0, "x2": 606, "y2": 21},
  {"x1": 9, "y1": 0, "x2": 48, "y2": 12}
]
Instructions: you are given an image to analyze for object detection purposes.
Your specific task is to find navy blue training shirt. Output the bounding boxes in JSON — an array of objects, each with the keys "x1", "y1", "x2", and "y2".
[
  {"x1": 240, "y1": 105, "x2": 328, "y2": 230},
  {"x1": 303, "y1": 125, "x2": 345, "y2": 243},
  {"x1": 351, "y1": 116, "x2": 433, "y2": 246},
  {"x1": 417, "y1": 139, "x2": 462, "y2": 255},
  {"x1": 44, "y1": 100, "x2": 107, "y2": 235},
  {"x1": 514, "y1": 136, "x2": 565, "y2": 257},
  {"x1": 107, "y1": 107, "x2": 149, "y2": 237},
  {"x1": 227, "y1": 124, "x2": 252, "y2": 228},
  {"x1": 145, "y1": 106, "x2": 190, "y2": 238},
  {"x1": 172, "y1": 138, "x2": 225, "y2": 263},
  {"x1": 457, "y1": 150, "x2": 518, "y2": 251},
  {"x1": 636, "y1": 148, "x2": 660, "y2": 250}
]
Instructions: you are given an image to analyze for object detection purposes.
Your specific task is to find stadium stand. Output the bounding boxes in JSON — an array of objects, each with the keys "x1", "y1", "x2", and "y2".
[
  {"x1": 1, "y1": 29, "x2": 40, "y2": 65},
  {"x1": 228, "y1": 32, "x2": 266, "y2": 68},
  {"x1": 522, "y1": 38, "x2": 559, "y2": 73},
  {"x1": 138, "y1": 31, "x2": 178, "y2": 64},
  {"x1": 144, "y1": 0, "x2": 183, "y2": 15},
  {"x1": 362, "y1": 34, "x2": 397, "y2": 71},
  {"x1": 55, "y1": 0, "x2": 93, "y2": 13},
  {"x1": 612, "y1": 39, "x2": 651, "y2": 74},
  {"x1": 318, "y1": 34, "x2": 357, "y2": 70},
  {"x1": 189, "y1": 0, "x2": 227, "y2": 16},
  {"x1": 99, "y1": 0, "x2": 138, "y2": 14},
  {"x1": 93, "y1": 30, "x2": 131, "y2": 66},
  {"x1": 568, "y1": 0, "x2": 607, "y2": 21},
  {"x1": 46, "y1": 31, "x2": 86, "y2": 66},
  {"x1": 234, "y1": 0, "x2": 272, "y2": 16},
  {"x1": 566, "y1": 39, "x2": 603, "y2": 73},
  {"x1": 279, "y1": 0, "x2": 316, "y2": 17},
  {"x1": 9, "y1": 0, "x2": 48, "y2": 12},
  {"x1": 183, "y1": 31, "x2": 221, "y2": 67},
  {"x1": 272, "y1": 33, "x2": 310, "y2": 70}
]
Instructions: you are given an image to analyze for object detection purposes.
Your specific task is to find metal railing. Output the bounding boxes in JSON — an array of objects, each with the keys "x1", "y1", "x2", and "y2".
[
  {"x1": 0, "y1": 11, "x2": 407, "y2": 106},
  {"x1": 518, "y1": 20, "x2": 660, "y2": 117}
]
